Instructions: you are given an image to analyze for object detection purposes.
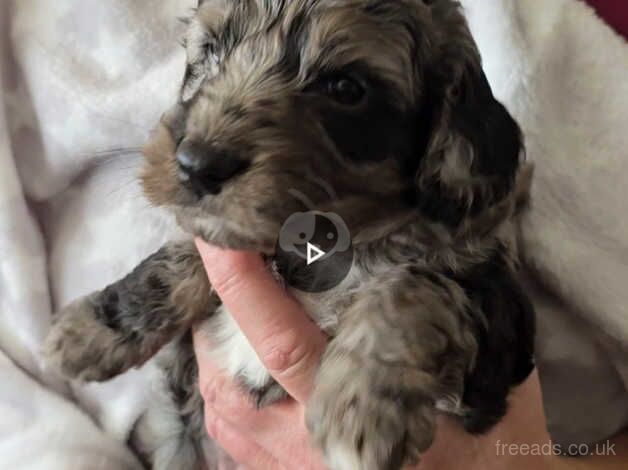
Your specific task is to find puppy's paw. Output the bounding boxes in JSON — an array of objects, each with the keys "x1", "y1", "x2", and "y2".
[
  {"x1": 43, "y1": 294, "x2": 142, "y2": 382},
  {"x1": 306, "y1": 358, "x2": 436, "y2": 470}
]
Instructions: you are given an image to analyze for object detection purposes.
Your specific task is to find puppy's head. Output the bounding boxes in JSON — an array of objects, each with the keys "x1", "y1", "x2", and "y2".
[{"x1": 142, "y1": 0, "x2": 523, "y2": 252}]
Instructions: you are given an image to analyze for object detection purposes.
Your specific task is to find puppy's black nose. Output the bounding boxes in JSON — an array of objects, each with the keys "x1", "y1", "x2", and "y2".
[{"x1": 176, "y1": 139, "x2": 248, "y2": 195}]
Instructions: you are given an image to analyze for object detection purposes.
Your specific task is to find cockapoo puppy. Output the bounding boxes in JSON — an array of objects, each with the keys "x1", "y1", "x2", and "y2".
[{"x1": 45, "y1": 1, "x2": 535, "y2": 469}]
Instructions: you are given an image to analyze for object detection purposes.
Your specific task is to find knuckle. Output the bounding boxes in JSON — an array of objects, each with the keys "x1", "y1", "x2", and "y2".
[
  {"x1": 204, "y1": 409, "x2": 219, "y2": 439},
  {"x1": 201, "y1": 374, "x2": 225, "y2": 404},
  {"x1": 206, "y1": 254, "x2": 261, "y2": 298},
  {"x1": 210, "y1": 266, "x2": 247, "y2": 299},
  {"x1": 260, "y1": 331, "x2": 316, "y2": 378},
  {"x1": 220, "y1": 386, "x2": 256, "y2": 418},
  {"x1": 202, "y1": 375, "x2": 255, "y2": 421}
]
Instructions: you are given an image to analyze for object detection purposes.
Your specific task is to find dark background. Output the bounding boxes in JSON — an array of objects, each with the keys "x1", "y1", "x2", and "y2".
[{"x1": 585, "y1": 0, "x2": 628, "y2": 38}]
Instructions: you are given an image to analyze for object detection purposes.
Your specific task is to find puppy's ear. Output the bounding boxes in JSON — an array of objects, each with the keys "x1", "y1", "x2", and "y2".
[
  {"x1": 180, "y1": 2, "x2": 224, "y2": 102},
  {"x1": 455, "y1": 253, "x2": 536, "y2": 433},
  {"x1": 415, "y1": 9, "x2": 523, "y2": 227}
]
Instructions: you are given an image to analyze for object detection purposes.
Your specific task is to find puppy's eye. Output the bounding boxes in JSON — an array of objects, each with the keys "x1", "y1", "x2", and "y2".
[{"x1": 323, "y1": 76, "x2": 365, "y2": 106}]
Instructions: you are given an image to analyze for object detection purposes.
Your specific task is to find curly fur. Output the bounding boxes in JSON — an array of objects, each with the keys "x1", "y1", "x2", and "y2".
[{"x1": 44, "y1": 1, "x2": 535, "y2": 469}]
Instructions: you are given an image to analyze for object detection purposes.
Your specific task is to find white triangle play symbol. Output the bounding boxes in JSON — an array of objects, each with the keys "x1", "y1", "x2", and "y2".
[{"x1": 306, "y1": 242, "x2": 326, "y2": 265}]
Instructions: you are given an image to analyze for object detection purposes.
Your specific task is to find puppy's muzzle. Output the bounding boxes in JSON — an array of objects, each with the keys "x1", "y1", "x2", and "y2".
[{"x1": 176, "y1": 139, "x2": 249, "y2": 196}]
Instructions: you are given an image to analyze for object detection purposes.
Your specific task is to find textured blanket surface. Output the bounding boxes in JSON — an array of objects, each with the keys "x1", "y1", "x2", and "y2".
[{"x1": 0, "y1": 0, "x2": 627, "y2": 466}]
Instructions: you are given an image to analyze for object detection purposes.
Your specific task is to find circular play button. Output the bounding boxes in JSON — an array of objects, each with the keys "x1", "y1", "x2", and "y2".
[
  {"x1": 275, "y1": 210, "x2": 354, "y2": 293},
  {"x1": 306, "y1": 242, "x2": 326, "y2": 265}
]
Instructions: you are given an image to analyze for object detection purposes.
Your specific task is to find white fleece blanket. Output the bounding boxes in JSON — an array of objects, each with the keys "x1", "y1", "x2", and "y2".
[{"x1": 1, "y1": 0, "x2": 627, "y2": 467}]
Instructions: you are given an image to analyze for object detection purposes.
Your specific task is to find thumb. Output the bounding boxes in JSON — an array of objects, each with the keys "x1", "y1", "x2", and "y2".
[{"x1": 196, "y1": 239, "x2": 327, "y2": 403}]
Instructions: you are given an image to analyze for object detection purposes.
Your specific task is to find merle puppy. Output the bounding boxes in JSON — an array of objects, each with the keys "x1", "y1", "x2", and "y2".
[{"x1": 44, "y1": 1, "x2": 535, "y2": 469}]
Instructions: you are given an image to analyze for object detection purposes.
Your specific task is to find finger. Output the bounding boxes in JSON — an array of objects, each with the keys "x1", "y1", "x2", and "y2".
[
  {"x1": 200, "y1": 373, "x2": 326, "y2": 470},
  {"x1": 205, "y1": 406, "x2": 283, "y2": 470},
  {"x1": 195, "y1": 240, "x2": 327, "y2": 403},
  {"x1": 195, "y1": 333, "x2": 324, "y2": 469},
  {"x1": 204, "y1": 383, "x2": 325, "y2": 470},
  {"x1": 195, "y1": 328, "x2": 303, "y2": 431},
  {"x1": 193, "y1": 328, "x2": 226, "y2": 392},
  {"x1": 220, "y1": 408, "x2": 325, "y2": 470}
]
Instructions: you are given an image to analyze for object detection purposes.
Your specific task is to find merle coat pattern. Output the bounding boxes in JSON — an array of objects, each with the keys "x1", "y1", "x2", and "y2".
[{"x1": 44, "y1": 1, "x2": 535, "y2": 469}]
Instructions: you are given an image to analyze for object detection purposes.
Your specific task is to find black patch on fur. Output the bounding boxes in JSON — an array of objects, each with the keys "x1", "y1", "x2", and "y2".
[
  {"x1": 99, "y1": 287, "x2": 121, "y2": 330},
  {"x1": 387, "y1": 431, "x2": 409, "y2": 470},
  {"x1": 168, "y1": 333, "x2": 201, "y2": 411},
  {"x1": 94, "y1": 247, "x2": 172, "y2": 340},
  {"x1": 266, "y1": 9, "x2": 308, "y2": 82},
  {"x1": 415, "y1": 184, "x2": 469, "y2": 227},
  {"x1": 414, "y1": 66, "x2": 523, "y2": 227},
  {"x1": 305, "y1": 65, "x2": 419, "y2": 164},
  {"x1": 451, "y1": 67, "x2": 523, "y2": 201},
  {"x1": 446, "y1": 249, "x2": 535, "y2": 433}
]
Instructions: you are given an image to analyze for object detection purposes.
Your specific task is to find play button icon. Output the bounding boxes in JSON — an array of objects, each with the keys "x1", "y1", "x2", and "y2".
[
  {"x1": 306, "y1": 243, "x2": 326, "y2": 265},
  {"x1": 275, "y1": 210, "x2": 354, "y2": 293}
]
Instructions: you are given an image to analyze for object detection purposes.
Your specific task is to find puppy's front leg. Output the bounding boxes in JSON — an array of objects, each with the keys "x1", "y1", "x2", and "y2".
[
  {"x1": 307, "y1": 269, "x2": 477, "y2": 470},
  {"x1": 44, "y1": 240, "x2": 217, "y2": 382}
]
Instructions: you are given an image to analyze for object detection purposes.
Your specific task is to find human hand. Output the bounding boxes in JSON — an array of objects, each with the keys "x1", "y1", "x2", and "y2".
[
  {"x1": 192, "y1": 240, "x2": 572, "y2": 470},
  {"x1": 194, "y1": 240, "x2": 328, "y2": 469}
]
